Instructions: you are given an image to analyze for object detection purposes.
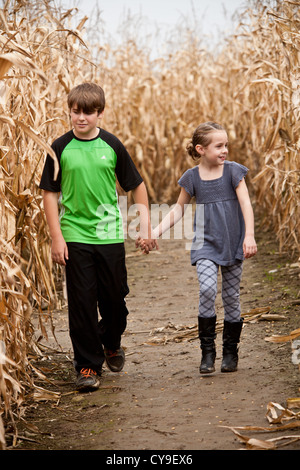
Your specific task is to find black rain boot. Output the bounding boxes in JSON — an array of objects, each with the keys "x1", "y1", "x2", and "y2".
[
  {"x1": 198, "y1": 316, "x2": 216, "y2": 374},
  {"x1": 221, "y1": 319, "x2": 243, "y2": 373}
]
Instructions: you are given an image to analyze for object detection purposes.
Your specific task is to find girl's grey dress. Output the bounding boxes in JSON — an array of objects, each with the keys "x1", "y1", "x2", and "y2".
[{"x1": 178, "y1": 161, "x2": 248, "y2": 267}]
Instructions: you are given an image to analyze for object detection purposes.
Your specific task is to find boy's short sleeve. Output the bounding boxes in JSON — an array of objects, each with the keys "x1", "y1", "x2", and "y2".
[
  {"x1": 178, "y1": 169, "x2": 195, "y2": 197},
  {"x1": 230, "y1": 162, "x2": 248, "y2": 189},
  {"x1": 39, "y1": 151, "x2": 61, "y2": 192},
  {"x1": 115, "y1": 143, "x2": 143, "y2": 192},
  {"x1": 39, "y1": 131, "x2": 74, "y2": 192},
  {"x1": 101, "y1": 129, "x2": 143, "y2": 192}
]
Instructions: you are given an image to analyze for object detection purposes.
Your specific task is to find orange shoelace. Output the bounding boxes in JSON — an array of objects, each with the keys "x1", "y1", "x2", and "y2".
[
  {"x1": 80, "y1": 368, "x2": 97, "y2": 377},
  {"x1": 106, "y1": 350, "x2": 117, "y2": 357}
]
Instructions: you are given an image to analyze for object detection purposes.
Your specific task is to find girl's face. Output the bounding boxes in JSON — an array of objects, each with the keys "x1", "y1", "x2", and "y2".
[
  {"x1": 70, "y1": 107, "x2": 103, "y2": 140},
  {"x1": 196, "y1": 130, "x2": 228, "y2": 166}
]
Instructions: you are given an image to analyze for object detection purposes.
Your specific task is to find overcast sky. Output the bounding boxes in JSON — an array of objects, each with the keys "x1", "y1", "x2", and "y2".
[{"x1": 60, "y1": 0, "x2": 248, "y2": 52}]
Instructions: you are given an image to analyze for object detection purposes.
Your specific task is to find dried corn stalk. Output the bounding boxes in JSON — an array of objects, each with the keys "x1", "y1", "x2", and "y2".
[{"x1": 0, "y1": 0, "x2": 97, "y2": 448}]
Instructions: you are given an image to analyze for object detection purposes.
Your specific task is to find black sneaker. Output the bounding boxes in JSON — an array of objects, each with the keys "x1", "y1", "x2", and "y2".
[
  {"x1": 76, "y1": 368, "x2": 101, "y2": 392},
  {"x1": 104, "y1": 347, "x2": 125, "y2": 372}
]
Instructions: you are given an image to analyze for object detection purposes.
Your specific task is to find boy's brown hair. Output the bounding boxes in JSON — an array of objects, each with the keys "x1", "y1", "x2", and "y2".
[{"x1": 67, "y1": 82, "x2": 105, "y2": 114}]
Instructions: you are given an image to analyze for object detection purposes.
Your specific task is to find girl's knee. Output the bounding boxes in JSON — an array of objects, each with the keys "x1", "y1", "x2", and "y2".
[{"x1": 200, "y1": 283, "x2": 217, "y2": 299}]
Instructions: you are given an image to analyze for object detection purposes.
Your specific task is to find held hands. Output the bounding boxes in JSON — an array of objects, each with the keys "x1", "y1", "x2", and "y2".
[
  {"x1": 136, "y1": 236, "x2": 159, "y2": 254},
  {"x1": 243, "y1": 234, "x2": 257, "y2": 259},
  {"x1": 136, "y1": 227, "x2": 159, "y2": 254}
]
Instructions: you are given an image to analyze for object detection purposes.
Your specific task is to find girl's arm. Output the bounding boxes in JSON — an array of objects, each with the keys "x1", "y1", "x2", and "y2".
[
  {"x1": 236, "y1": 179, "x2": 257, "y2": 259},
  {"x1": 43, "y1": 190, "x2": 69, "y2": 265},
  {"x1": 153, "y1": 187, "x2": 191, "y2": 239},
  {"x1": 131, "y1": 182, "x2": 158, "y2": 253}
]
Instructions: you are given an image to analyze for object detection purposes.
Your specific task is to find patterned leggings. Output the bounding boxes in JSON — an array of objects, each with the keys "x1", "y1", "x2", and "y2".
[{"x1": 196, "y1": 259, "x2": 243, "y2": 323}]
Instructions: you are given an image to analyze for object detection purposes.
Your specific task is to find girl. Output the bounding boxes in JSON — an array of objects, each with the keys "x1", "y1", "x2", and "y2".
[{"x1": 139, "y1": 122, "x2": 257, "y2": 374}]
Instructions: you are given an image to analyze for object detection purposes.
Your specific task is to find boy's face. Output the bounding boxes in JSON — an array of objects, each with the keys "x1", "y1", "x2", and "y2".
[{"x1": 70, "y1": 106, "x2": 104, "y2": 140}]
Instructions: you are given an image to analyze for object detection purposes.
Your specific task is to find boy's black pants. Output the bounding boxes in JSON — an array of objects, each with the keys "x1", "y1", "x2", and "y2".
[{"x1": 65, "y1": 242, "x2": 129, "y2": 373}]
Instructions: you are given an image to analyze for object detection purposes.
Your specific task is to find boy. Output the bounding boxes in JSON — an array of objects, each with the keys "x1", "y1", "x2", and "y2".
[{"x1": 40, "y1": 82, "x2": 157, "y2": 392}]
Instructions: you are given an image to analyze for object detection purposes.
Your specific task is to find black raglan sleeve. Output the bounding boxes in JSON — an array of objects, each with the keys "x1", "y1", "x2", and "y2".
[
  {"x1": 100, "y1": 129, "x2": 143, "y2": 192},
  {"x1": 39, "y1": 131, "x2": 74, "y2": 192}
]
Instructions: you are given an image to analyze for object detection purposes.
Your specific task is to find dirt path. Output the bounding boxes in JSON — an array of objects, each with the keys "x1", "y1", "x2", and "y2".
[{"x1": 15, "y1": 228, "x2": 300, "y2": 452}]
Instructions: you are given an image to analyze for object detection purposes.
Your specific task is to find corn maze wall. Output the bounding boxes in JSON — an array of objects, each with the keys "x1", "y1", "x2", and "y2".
[{"x1": 0, "y1": 0, "x2": 299, "y2": 448}]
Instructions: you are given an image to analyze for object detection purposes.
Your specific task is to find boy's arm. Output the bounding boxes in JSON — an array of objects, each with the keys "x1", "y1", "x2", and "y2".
[
  {"x1": 131, "y1": 182, "x2": 158, "y2": 254},
  {"x1": 43, "y1": 190, "x2": 69, "y2": 265},
  {"x1": 236, "y1": 179, "x2": 257, "y2": 259}
]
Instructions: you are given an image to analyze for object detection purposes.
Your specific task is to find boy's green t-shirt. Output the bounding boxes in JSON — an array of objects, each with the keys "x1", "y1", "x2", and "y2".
[{"x1": 40, "y1": 128, "x2": 143, "y2": 244}]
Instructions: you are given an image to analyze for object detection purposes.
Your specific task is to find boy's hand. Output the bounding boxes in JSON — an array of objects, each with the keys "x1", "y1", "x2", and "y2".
[
  {"x1": 136, "y1": 236, "x2": 158, "y2": 254},
  {"x1": 51, "y1": 235, "x2": 69, "y2": 265}
]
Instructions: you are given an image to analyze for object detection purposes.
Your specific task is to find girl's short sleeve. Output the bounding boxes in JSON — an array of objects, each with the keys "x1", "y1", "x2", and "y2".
[
  {"x1": 231, "y1": 162, "x2": 248, "y2": 189},
  {"x1": 178, "y1": 169, "x2": 195, "y2": 197}
]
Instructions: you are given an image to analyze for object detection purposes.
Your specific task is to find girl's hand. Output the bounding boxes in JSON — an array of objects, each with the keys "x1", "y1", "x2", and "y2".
[
  {"x1": 243, "y1": 235, "x2": 257, "y2": 259},
  {"x1": 135, "y1": 236, "x2": 158, "y2": 254}
]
